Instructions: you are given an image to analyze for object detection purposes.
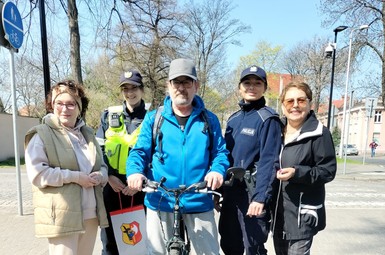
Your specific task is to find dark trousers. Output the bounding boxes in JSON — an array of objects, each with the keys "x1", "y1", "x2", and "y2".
[
  {"x1": 219, "y1": 188, "x2": 269, "y2": 255},
  {"x1": 273, "y1": 237, "x2": 313, "y2": 255},
  {"x1": 101, "y1": 174, "x2": 145, "y2": 255}
]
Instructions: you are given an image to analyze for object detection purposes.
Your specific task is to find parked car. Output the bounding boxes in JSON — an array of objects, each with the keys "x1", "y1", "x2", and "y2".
[{"x1": 336, "y1": 144, "x2": 359, "y2": 156}]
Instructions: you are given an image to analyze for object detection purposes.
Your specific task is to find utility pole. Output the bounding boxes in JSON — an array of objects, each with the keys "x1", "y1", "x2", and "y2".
[{"x1": 39, "y1": 0, "x2": 51, "y2": 100}]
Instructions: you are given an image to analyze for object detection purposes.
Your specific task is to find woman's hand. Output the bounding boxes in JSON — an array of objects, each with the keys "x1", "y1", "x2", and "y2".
[
  {"x1": 277, "y1": 167, "x2": 295, "y2": 181},
  {"x1": 78, "y1": 172, "x2": 100, "y2": 188},
  {"x1": 246, "y1": 202, "x2": 266, "y2": 217},
  {"x1": 108, "y1": 175, "x2": 126, "y2": 192}
]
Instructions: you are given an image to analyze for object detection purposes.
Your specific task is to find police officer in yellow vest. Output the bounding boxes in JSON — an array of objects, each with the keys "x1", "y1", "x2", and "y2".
[{"x1": 96, "y1": 70, "x2": 147, "y2": 255}]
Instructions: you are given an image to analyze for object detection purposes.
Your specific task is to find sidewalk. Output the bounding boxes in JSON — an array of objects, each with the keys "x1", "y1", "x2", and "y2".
[
  {"x1": 1, "y1": 160, "x2": 384, "y2": 254},
  {"x1": 335, "y1": 156, "x2": 385, "y2": 180},
  {"x1": 0, "y1": 166, "x2": 102, "y2": 255}
]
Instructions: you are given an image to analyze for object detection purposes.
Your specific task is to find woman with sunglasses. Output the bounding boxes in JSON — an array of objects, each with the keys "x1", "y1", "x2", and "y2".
[
  {"x1": 24, "y1": 80, "x2": 108, "y2": 255},
  {"x1": 271, "y1": 81, "x2": 337, "y2": 254}
]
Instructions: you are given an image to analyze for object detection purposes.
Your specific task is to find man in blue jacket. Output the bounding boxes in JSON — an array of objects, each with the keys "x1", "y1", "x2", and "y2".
[
  {"x1": 218, "y1": 65, "x2": 282, "y2": 255},
  {"x1": 125, "y1": 58, "x2": 229, "y2": 255}
]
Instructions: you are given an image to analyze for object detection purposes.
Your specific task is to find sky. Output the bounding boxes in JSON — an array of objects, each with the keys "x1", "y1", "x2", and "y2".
[
  {"x1": 227, "y1": 0, "x2": 331, "y2": 68},
  {"x1": 225, "y1": 0, "x2": 383, "y2": 100}
]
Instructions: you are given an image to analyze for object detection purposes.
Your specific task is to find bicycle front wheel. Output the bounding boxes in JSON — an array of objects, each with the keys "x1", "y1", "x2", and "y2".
[{"x1": 168, "y1": 241, "x2": 185, "y2": 255}]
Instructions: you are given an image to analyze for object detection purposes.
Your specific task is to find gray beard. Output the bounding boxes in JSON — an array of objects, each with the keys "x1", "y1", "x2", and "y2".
[{"x1": 173, "y1": 97, "x2": 190, "y2": 106}]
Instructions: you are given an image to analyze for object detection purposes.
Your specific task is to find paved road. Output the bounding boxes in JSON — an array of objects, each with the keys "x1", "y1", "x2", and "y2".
[{"x1": 1, "y1": 160, "x2": 385, "y2": 255}]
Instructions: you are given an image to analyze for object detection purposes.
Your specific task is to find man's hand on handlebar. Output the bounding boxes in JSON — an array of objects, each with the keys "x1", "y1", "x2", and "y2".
[
  {"x1": 204, "y1": 172, "x2": 223, "y2": 190},
  {"x1": 124, "y1": 173, "x2": 146, "y2": 196}
]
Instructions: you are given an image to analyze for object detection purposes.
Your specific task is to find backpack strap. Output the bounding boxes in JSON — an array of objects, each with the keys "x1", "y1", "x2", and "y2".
[
  {"x1": 151, "y1": 106, "x2": 213, "y2": 163},
  {"x1": 152, "y1": 105, "x2": 164, "y2": 146},
  {"x1": 200, "y1": 109, "x2": 213, "y2": 152},
  {"x1": 152, "y1": 106, "x2": 165, "y2": 163}
]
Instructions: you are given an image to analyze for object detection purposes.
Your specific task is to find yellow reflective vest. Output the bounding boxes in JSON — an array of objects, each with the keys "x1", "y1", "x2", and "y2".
[{"x1": 104, "y1": 105, "x2": 141, "y2": 174}]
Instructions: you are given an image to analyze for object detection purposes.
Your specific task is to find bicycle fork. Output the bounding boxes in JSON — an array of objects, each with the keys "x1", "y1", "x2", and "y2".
[{"x1": 166, "y1": 196, "x2": 190, "y2": 255}]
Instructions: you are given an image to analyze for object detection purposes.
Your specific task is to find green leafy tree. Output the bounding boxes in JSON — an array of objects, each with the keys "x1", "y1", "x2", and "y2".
[{"x1": 331, "y1": 125, "x2": 341, "y2": 148}]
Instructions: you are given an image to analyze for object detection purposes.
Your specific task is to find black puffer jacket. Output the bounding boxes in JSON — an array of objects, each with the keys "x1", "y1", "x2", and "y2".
[{"x1": 272, "y1": 111, "x2": 336, "y2": 240}]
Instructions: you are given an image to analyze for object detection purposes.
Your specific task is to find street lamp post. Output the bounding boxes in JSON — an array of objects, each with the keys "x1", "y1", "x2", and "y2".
[
  {"x1": 327, "y1": 25, "x2": 348, "y2": 129},
  {"x1": 339, "y1": 25, "x2": 369, "y2": 159},
  {"x1": 343, "y1": 90, "x2": 354, "y2": 175},
  {"x1": 39, "y1": 0, "x2": 51, "y2": 100}
]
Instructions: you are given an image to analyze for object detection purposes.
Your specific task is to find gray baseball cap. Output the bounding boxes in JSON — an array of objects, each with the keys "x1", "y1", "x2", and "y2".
[{"x1": 168, "y1": 58, "x2": 197, "y2": 81}]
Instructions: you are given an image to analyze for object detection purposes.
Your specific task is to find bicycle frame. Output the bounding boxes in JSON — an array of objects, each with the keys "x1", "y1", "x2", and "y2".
[{"x1": 142, "y1": 177, "x2": 219, "y2": 255}]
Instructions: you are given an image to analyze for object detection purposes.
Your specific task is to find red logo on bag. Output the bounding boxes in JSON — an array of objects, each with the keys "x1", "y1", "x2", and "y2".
[{"x1": 120, "y1": 221, "x2": 143, "y2": 245}]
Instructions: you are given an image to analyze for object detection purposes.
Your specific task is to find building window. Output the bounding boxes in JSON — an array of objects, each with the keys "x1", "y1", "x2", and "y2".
[{"x1": 374, "y1": 111, "x2": 382, "y2": 123}]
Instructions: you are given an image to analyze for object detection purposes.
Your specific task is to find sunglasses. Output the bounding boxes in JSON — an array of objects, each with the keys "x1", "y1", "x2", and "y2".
[{"x1": 283, "y1": 97, "x2": 309, "y2": 109}]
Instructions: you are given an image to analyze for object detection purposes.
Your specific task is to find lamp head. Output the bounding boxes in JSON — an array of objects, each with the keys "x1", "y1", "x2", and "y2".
[
  {"x1": 359, "y1": 25, "x2": 369, "y2": 30},
  {"x1": 334, "y1": 25, "x2": 348, "y2": 33}
]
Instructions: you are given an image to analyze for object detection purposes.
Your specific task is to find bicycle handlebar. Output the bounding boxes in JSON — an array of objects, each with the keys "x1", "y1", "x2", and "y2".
[
  {"x1": 142, "y1": 178, "x2": 221, "y2": 197},
  {"x1": 223, "y1": 167, "x2": 246, "y2": 186}
]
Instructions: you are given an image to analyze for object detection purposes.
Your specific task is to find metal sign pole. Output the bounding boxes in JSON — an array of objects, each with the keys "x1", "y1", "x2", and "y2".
[
  {"x1": 363, "y1": 99, "x2": 375, "y2": 165},
  {"x1": 9, "y1": 48, "x2": 23, "y2": 215},
  {"x1": 1, "y1": 1, "x2": 24, "y2": 216}
]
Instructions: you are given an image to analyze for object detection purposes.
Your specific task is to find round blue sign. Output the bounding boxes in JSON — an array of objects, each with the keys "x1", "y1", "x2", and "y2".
[{"x1": 2, "y1": 2, "x2": 24, "y2": 49}]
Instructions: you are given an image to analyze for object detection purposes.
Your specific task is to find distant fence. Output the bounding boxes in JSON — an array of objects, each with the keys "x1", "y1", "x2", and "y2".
[{"x1": 0, "y1": 113, "x2": 39, "y2": 161}]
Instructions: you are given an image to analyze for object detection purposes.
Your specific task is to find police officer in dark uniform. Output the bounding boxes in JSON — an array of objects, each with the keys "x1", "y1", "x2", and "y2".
[
  {"x1": 218, "y1": 66, "x2": 282, "y2": 255},
  {"x1": 96, "y1": 70, "x2": 147, "y2": 255}
]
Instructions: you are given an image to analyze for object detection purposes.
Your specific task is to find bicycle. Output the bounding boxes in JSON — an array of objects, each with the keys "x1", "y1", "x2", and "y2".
[{"x1": 142, "y1": 177, "x2": 221, "y2": 255}]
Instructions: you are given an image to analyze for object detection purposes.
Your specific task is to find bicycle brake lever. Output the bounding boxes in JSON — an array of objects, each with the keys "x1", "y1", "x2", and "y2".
[
  {"x1": 197, "y1": 188, "x2": 222, "y2": 197},
  {"x1": 209, "y1": 190, "x2": 222, "y2": 197},
  {"x1": 142, "y1": 186, "x2": 157, "y2": 193},
  {"x1": 142, "y1": 179, "x2": 159, "y2": 193},
  {"x1": 187, "y1": 181, "x2": 207, "y2": 191}
]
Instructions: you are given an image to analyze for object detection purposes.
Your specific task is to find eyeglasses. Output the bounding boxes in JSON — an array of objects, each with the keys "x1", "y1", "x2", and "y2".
[
  {"x1": 170, "y1": 79, "x2": 194, "y2": 89},
  {"x1": 54, "y1": 102, "x2": 77, "y2": 110},
  {"x1": 283, "y1": 97, "x2": 309, "y2": 109}
]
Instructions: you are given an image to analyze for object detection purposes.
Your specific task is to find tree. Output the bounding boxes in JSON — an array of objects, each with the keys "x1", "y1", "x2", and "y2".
[
  {"x1": 282, "y1": 36, "x2": 348, "y2": 113},
  {"x1": 182, "y1": 0, "x2": 250, "y2": 98},
  {"x1": 66, "y1": 0, "x2": 83, "y2": 84},
  {"x1": 100, "y1": 0, "x2": 183, "y2": 108},
  {"x1": 234, "y1": 41, "x2": 284, "y2": 111},
  {"x1": 331, "y1": 125, "x2": 341, "y2": 148},
  {"x1": 319, "y1": 0, "x2": 385, "y2": 105},
  {"x1": 239, "y1": 41, "x2": 284, "y2": 73},
  {"x1": 25, "y1": 0, "x2": 84, "y2": 85}
]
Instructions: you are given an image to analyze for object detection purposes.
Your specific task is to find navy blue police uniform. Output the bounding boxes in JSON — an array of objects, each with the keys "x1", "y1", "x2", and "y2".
[{"x1": 219, "y1": 97, "x2": 282, "y2": 255}]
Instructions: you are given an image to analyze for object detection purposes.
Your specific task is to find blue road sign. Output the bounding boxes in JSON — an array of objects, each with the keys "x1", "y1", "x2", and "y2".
[{"x1": 2, "y1": 2, "x2": 23, "y2": 49}]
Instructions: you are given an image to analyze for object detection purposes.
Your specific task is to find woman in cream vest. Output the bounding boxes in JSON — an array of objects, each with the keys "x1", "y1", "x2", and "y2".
[{"x1": 25, "y1": 80, "x2": 108, "y2": 255}]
